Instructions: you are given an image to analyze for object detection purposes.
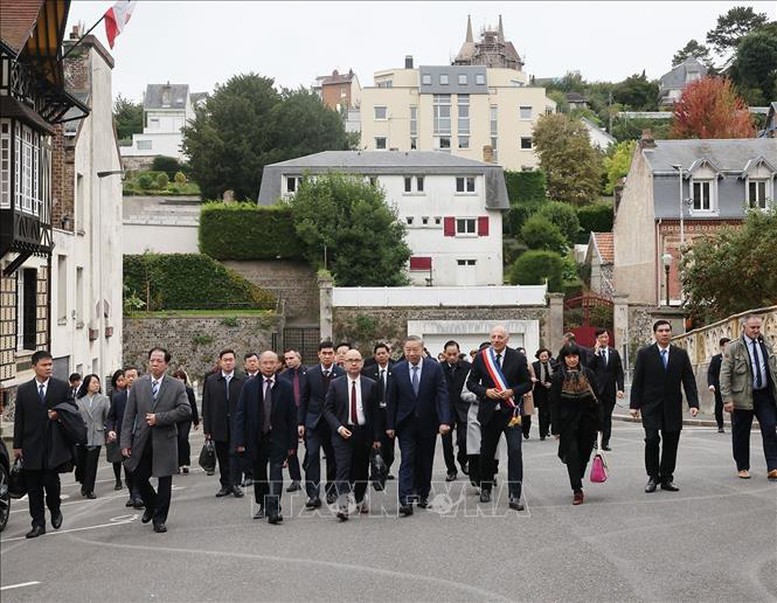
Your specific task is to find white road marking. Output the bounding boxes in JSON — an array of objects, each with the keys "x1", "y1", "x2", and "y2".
[
  {"x1": 1, "y1": 517, "x2": 136, "y2": 543},
  {"x1": 0, "y1": 581, "x2": 41, "y2": 591}
]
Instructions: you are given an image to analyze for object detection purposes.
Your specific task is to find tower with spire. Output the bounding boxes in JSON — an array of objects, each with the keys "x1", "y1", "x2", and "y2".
[{"x1": 453, "y1": 15, "x2": 524, "y2": 71}]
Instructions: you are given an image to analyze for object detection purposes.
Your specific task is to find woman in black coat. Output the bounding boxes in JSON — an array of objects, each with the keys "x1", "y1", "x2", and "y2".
[{"x1": 550, "y1": 343, "x2": 602, "y2": 505}]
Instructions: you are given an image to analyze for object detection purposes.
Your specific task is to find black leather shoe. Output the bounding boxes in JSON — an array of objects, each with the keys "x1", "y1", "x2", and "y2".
[
  {"x1": 480, "y1": 489, "x2": 492, "y2": 503},
  {"x1": 286, "y1": 480, "x2": 301, "y2": 492},
  {"x1": 268, "y1": 514, "x2": 283, "y2": 525},
  {"x1": 86, "y1": 492, "x2": 96, "y2": 499},
  {"x1": 417, "y1": 498, "x2": 429, "y2": 509},
  {"x1": 215, "y1": 487, "x2": 232, "y2": 497},
  {"x1": 114, "y1": 481, "x2": 123, "y2": 491},
  {"x1": 445, "y1": 471, "x2": 457, "y2": 482},
  {"x1": 387, "y1": 474, "x2": 396, "y2": 480},
  {"x1": 26, "y1": 525, "x2": 46, "y2": 538},
  {"x1": 602, "y1": 444, "x2": 612, "y2": 451},
  {"x1": 661, "y1": 480, "x2": 680, "y2": 492},
  {"x1": 141, "y1": 509, "x2": 154, "y2": 524},
  {"x1": 51, "y1": 510, "x2": 63, "y2": 530},
  {"x1": 398, "y1": 505, "x2": 413, "y2": 517},
  {"x1": 325, "y1": 492, "x2": 337, "y2": 505},
  {"x1": 132, "y1": 499, "x2": 145, "y2": 509},
  {"x1": 461, "y1": 463, "x2": 469, "y2": 475},
  {"x1": 125, "y1": 498, "x2": 135, "y2": 508},
  {"x1": 645, "y1": 478, "x2": 658, "y2": 493},
  {"x1": 153, "y1": 522, "x2": 167, "y2": 533},
  {"x1": 509, "y1": 499, "x2": 525, "y2": 511},
  {"x1": 232, "y1": 486, "x2": 244, "y2": 498},
  {"x1": 305, "y1": 497, "x2": 322, "y2": 509},
  {"x1": 336, "y1": 508, "x2": 349, "y2": 522},
  {"x1": 253, "y1": 508, "x2": 265, "y2": 520}
]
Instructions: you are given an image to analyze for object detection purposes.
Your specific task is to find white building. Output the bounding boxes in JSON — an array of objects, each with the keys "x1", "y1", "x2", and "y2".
[
  {"x1": 257, "y1": 151, "x2": 510, "y2": 287},
  {"x1": 121, "y1": 83, "x2": 203, "y2": 161},
  {"x1": 50, "y1": 31, "x2": 124, "y2": 382}
]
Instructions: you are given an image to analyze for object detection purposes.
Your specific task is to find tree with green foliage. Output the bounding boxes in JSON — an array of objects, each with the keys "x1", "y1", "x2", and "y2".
[
  {"x1": 532, "y1": 113, "x2": 603, "y2": 205},
  {"x1": 706, "y1": 6, "x2": 769, "y2": 57},
  {"x1": 603, "y1": 140, "x2": 636, "y2": 195},
  {"x1": 509, "y1": 250, "x2": 565, "y2": 291},
  {"x1": 672, "y1": 40, "x2": 714, "y2": 69},
  {"x1": 680, "y1": 209, "x2": 777, "y2": 324},
  {"x1": 521, "y1": 215, "x2": 567, "y2": 253},
  {"x1": 730, "y1": 24, "x2": 777, "y2": 106},
  {"x1": 577, "y1": 203, "x2": 614, "y2": 234},
  {"x1": 113, "y1": 94, "x2": 143, "y2": 141},
  {"x1": 612, "y1": 72, "x2": 659, "y2": 111},
  {"x1": 182, "y1": 73, "x2": 350, "y2": 201},
  {"x1": 288, "y1": 173, "x2": 410, "y2": 286},
  {"x1": 536, "y1": 201, "x2": 580, "y2": 244}
]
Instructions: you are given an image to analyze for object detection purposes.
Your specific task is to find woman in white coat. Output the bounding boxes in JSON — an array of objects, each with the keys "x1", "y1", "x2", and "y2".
[{"x1": 76, "y1": 374, "x2": 110, "y2": 498}]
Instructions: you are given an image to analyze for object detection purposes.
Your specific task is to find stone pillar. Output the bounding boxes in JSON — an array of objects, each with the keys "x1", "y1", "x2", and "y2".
[
  {"x1": 546, "y1": 293, "x2": 565, "y2": 349},
  {"x1": 613, "y1": 295, "x2": 629, "y2": 353},
  {"x1": 318, "y1": 271, "x2": 334, "y2": 342}
]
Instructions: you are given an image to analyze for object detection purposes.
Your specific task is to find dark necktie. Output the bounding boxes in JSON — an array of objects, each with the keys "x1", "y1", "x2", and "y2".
[
  {"x1": 323, "y1": 369, "x2": 331, "y2": 387},
  {"x1": 225, "y1": 374, "x2": 231, "y2": 401},
  {"x1": 350, "y1": 380, "x2": 358, "y2": 425},
  {"x1": 152, "y1": 380, "x2": 160, "y2": 400},
  {"x1": 540, "y1": 362, "x2": 547, "y2": 384},
  {"x1": 752, "y1": 340, "x2": 763, "y2": 389},
  {"x1": 496, "y1": 353, "x2": 502, "y2": 368},
  {"x1": 262, "y1": 379, "x2": 273, "y2": 434},
  {"x1": 411, "y1": 365, "x2": 420, "y2": 396},
  {"x1": 379, "y1": 369, "x2": 386, "y2": 403},
  {"x1": 293, "y1": 370, "x2": 300, "y2": 404},
  {"x1": 39, "y1": 383, "x2": 45, "y2": 403},
  {"x1": 660, "y1": 349, "x2": 668, "y2": 370}
]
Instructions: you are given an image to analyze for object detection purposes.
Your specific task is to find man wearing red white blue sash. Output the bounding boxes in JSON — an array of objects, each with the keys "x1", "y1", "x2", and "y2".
[{"x1": 466, "y1": 326, "x2": 533, "y2": 511}]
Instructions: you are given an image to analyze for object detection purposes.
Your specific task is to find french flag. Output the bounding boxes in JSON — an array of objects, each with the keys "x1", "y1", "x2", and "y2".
[{"x1": 104, "y1": 0, "x2": 137, "y2": 49}]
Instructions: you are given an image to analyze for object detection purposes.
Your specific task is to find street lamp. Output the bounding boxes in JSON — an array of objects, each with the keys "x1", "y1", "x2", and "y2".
[
  {"x1": 671, "y1": 164, "x2": 685, "y2": 246},
  {"x1": 661, "y1": 252, "x2": 672, "y2": 306}
]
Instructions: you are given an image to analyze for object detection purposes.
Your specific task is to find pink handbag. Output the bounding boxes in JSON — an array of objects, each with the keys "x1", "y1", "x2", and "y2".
[{"x1": 589, "y1": 432, "x2": 608, "y2": 483}]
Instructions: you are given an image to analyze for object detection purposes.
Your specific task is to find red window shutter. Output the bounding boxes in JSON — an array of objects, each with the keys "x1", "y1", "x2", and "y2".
[
  {"x1": 478, "y1": 216, "x2": 489, "y2": 236},
  {"x1": 409, "y1": 256, "x2": 432, "y2": 271},
  {"x1": 444, "y1": 217, "x2": 455, "y2": 237}
]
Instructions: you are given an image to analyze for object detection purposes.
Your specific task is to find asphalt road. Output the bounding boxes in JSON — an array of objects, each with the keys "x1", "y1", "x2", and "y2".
[{"x1": 1, "y1": 423, "x2": 775, "y2": 602}]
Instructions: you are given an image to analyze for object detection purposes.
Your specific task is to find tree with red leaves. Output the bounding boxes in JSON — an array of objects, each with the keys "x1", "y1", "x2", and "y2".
[{"x1": 671, "y1": 77, "x2": 755, "y2": 139}]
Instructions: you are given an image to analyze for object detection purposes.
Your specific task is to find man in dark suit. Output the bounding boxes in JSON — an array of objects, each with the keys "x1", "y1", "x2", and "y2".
[
  {"x1": 386, "y1": 335, "x2": 451, "y2": 516},
  {"x1": 588, "y1": 329, "x2": 625, "y2": 451},
  {"x1": 557, "y1": 332, "x2": 592, "y2": 367},
  {"x1": 121, "y1": 347, "x2": 191, "y2": 533},
  {"x1": 361, "y1": 342, "x2": 396, "y2": 478},
  {"x1": 630, "y1": 320, "x2": 699, "y2": 493},
  {"x1": 234, "y1": 350, "x2": 298, "y2": 524},
  {"x1": 440, "y1": 340, "x2": 471, "y2": 480},
  {"x1": 107, "y1": 367, "x2": 143, "y2": 508},
  {"x1": 202, "y1": 349, "x2": 247, "y2": 498},
  {"x1": 324, "y1": 349, "x2": 381, "y2": 520},
  {"x1": 532, "y1": 348, "x2": 557, "y2": 441},
  {"x1": 298, "y1": 341, "x2": 344, "y2": 509},
  {"x1": 467, "y1": 326, "x2": 533, "y2": 511},
  {"x1": 707, "y1": 337, "x2": 730, "y2": 434},
  {"x1": 279, "y1": 349, "x2": 307, "y2": 492},
  {"x1": 13, "y1": 350, "x2": 77, "y2": 538}
]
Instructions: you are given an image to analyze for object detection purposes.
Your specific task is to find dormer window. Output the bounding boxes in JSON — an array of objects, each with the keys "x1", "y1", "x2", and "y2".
[
  {"x1": 748, "y1": 179, "x2": 770, "y2": 210},
  {"x1": 691, "y1": 180, "x2": 713, "y2": 212}
]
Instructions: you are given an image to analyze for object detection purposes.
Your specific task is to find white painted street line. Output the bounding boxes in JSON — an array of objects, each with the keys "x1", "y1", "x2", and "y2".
[
  {"x1": 0, "y1": 581, "x2": 41, "y2": 592},
  {"x1": 1, "y1": 517, "x2": 136, "y2": 543}
]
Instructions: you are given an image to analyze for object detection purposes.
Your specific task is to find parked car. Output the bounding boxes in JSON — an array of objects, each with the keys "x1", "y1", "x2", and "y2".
[{"x1": 0, "y1": 439, "x2": 9, "y2": 532}]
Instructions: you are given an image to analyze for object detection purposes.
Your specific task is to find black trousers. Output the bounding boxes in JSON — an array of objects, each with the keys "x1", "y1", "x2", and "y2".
[
  {"x1": 536, "y1": 400, "x2": 552, "y2": 438},
  {"x1": 713, "y1": 393, "x2": 725, "y2": 430},
  {"x1": 214, "y1": 439, "x2": 241, "y2": 489},
  {"x1": 559, "y1": 415, "x2": 599, "y2": 492},
  {"x1": 441, "y1": 405, "x2": 468, "y2": 474},
  {"x1": 81, "y1": 446, "x2": 101, "y2": 494},
  {"x1": 731, "y1": 389, "x2": 777, "y2": 472},
  {"x1": 521, "y1": 415, "x2": 532, "y2": 438},
  {"x1": 331, "y1": 425, "x2": 372, "y2": 505},
  {"x1": 251, "y1": 435, "x2": 286, "y2": 516},
  {"x1": 133, "y1": 442, "x2": 172, "y2": 524},
  {"x1": 24, "y1": 469, "x2": 61, "y2": 529},
  {"x1": 644, "y1": 428, "x2": 681, "y2": 482},
  {"x1": 377, "y1": 407, "x2": 395, "y2": 472},
  {"x1": 480, "y1": 411, "x2": 523, "y2": 500},
  {"x1": 396, "y1": 420, "x2": 437, "y2": 505},
  {"x1": 177, "y1": 420, "x2": 192, "y2": 466},
  {"x1": 600, "y1": 395, "x2": 616, "y2": 446},
  {"x1": 286, "y1": 438, "x2": 302, "y2": 482},
  {"x1": 113, "y1": 461, "x2": 134, "y2": 491},
  {"x1": 303, "y1": 421, "x2": 336, "y2": 500}
]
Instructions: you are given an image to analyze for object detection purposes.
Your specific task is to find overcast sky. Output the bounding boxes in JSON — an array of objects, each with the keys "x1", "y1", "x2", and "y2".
[{"x1": 67, "y1": 1, "x2": 776, "y2": 102}]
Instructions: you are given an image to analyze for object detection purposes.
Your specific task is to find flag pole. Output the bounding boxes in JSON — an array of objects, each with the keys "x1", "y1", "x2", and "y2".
[{"x1": 60, "y1": 14, "x2": 107, "y2": 62}]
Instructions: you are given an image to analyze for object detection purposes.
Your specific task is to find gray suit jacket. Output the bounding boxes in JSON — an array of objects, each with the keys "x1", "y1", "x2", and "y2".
[
  {"x1": 76, "y1": 393, "x2": 110, "y2": 447},
  {"x1": 120, "y1": 374, "x2": 191, "y2": 477}
]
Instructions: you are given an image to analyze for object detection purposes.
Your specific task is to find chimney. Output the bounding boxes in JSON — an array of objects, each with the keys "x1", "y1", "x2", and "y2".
[
  {"x1": 638, "y1": 129, "x2": 656, "y2": 149},
  {"x1": 405, "y1": 55, "x2": 414, "y2": 69},
  {"x1": 482, "y1": 145, "x2": 494, "y2": 163}
]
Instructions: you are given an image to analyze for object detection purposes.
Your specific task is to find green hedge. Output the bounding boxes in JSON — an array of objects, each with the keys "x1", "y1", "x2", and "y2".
[
  {"x1": 199, "y1": 202, "x2": 304, "y2": 260},
  {"x1": 124, "y1": 253, "x2": 276, "y2": 311},
  {"x1": 577, "y1": 202, "x2": 614, "y2": 234},
  {"x1": 504, "y1": 170, "x2": 547, "y2": 204}
]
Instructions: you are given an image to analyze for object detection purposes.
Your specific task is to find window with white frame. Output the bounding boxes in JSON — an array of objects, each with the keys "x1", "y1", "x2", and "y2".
[
  {"x1": 433, "y1": 94, "x2": 451, "y2": 135},
  {"x1": 457, "y1": 259, "x2": 476, "y2": 266},
  {"x1": 374, "y1": 106, "x2": 387, "y2": 120},
  {"x1": 455, "y1": 176, "x2": 475, "y2": 193},
  {"x1": 691, "y1": 180, "x2": 714, "y2": 212},
  {"x1": 375, "y1": 137, "x2": 387, "y2": 150},
  {"x1": 457, "y1": 94, "x2": 469, "y2": 135},
  {"x1": 0, "y1": 119, "x2": 10, "y2": 209},
  {"x1": 404, "y1": 176, "x2": 412, "y2": 193},
  {"x1": 421, "y1": 73, "x2": 431, "y2": 85},
  {"x1": 12, "y1": 122, "x2": 47, "y2": 217},
  {"x1": 286, "y1": 176, "x2": 298, "y2": 193},
  {"x1": 748, "y1": 178, "x2": 770, "y2": 210},
  {"x1": 475, "y1": 73, "x2": 486, "y2": 85},
  {"x1": 416, "y1": 176, "x2": 424, "y2": 192},
  {"x1": 137, "y1": 140, "x2": 152, "y2": 150},
  {"x1": 458, "y1": 137, "x2": 470, "y2": 149},
  {"x1": 458, "y1": 74, "x2": 468, "y2": 85},
  {"x1": 409, "y1": 106, "x2": 417, "y2": 136},
  {"x1": 520, "y1": 136, "x2": 533, "y2": 149},
  {"x1": 456, "y1": 218, "x2": 476, "y2": 234},
  {"x1": 437, "y1": 137, "x2": 451, "y2": 150},
  {"x1": 519, "y1": 106, "x2": 532, "y2": 119},
  {"x1": 440, "y1": 74, "x2": 449, "y2": 85}
]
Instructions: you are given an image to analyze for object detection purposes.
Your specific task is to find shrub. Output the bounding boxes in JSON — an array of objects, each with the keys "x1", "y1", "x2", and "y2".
[
  {"x1": 123, "y1": 252, "x2": 275, "y2": 311},
  {"x1": 152, "y1": 155, "x2": 183, "y2": 177},
  {"x1": 174, "y1": 171, "x2": 187, "y2": 185},
  {"x1": 199, "y1": 202, "x2": 304, "y2": 260},
  {"x1": 577, "y1": 203, "x2": 614, "y2": 234},
  {"x1": 536, "y1": 201, "x2": 580, "y2": 244},
  {"x1": 503, "y1": 200, "x2": 543, "y2": 238},
  {"x1": 137, "y1": 174, "x2": 153, "y2": 190},
  {"x1": 521, "y1": 214, "x2": 567, "y2": 252},
  {"x1": 504, "y1": 170, "x2": 547, "y2": 204},
  {"x1": 156, "y1": 172, "x2": 169, "y2": 188},
  {"x1": 509, "y1": 250, "x2": 565, "y2": 291}
]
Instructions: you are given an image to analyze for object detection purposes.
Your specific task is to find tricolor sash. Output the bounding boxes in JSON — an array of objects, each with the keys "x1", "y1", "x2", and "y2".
[{"x1": 481, "y1": 347, "x2": 517, "y2": 409}]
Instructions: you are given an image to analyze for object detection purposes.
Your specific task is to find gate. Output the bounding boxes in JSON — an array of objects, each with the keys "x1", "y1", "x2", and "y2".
[
  {"x1": 283, "y1": 326, "x2": 321, "y2": 365},
  {"x1": 563, "y1": 294, "x2": 614, "y2": 348}
]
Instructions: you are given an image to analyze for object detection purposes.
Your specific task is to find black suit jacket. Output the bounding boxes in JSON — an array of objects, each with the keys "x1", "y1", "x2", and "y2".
[
  {"x1": 323, "y1": 375, "x2": 381, "y2": 442},
  {"x1": 299, "y1": 364, "x2": 345, "y2": 429},
  {"x1": 707, "y1": 353, "x2": 723, "y2": 404},
  {"x1": 278, "y1": 366, "x2": 309, "y2": 409},
  {"x1": 440, "y1": 359, "x2": 472, "y2": 423},
  {"x1": 467, "y1": 347, "x2": 532, "y2": 426},
  {"x1": 106, "y1": 388, "x2": 128, "y2": 435},
  {"x1": 531, "y1": 358, "x2": 558, "y2": 406},
  {"x1": 361, "y1": 361, "x2": 396, "y2": 408},
  {"x1": 233, "y1": 375, "x2": 297, "y2": 461},
  {"x1": 587, "y1": 347, "x2": 625, "y2": 401},
  {"x1": 630, "y1": 344, "x2": 699, "y2": 431},
  {"x1": 386, "y1": 357, "x2": 451, "y2": 434},
  {"x1": 13, "y1": 377, "x2": 77, "y2": 471},
  {"x1": 202, "y1": 371, "x2": 247, "y2": 442}
]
